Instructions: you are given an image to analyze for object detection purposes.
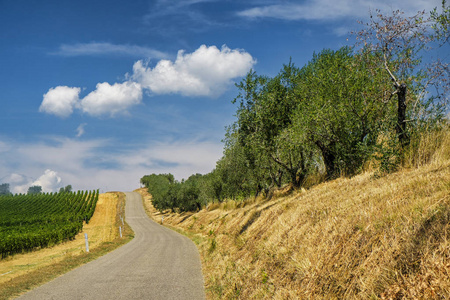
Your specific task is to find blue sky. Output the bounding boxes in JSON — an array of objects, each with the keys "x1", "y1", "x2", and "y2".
[{"x1": 0, "y1": 0, "x2": 442, "y2": 193}]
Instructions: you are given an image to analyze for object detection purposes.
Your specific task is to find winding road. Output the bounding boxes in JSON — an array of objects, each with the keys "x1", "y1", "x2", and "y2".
[{"x1": 17, "y1": 192, "x2": 206, "y2": 300}]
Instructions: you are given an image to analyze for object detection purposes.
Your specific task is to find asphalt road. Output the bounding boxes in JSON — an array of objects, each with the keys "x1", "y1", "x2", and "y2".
[{"x1": 17, "y1": 192, "x2": 206, "y2": 300}]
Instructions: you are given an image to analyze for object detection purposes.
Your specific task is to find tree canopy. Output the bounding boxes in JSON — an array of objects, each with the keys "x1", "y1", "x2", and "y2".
[
  {"x1": 27, "y1": 185, "x2": 42, "y2": 195},
  {"x1": 141, "y1": 6, "x2": 449, "y2": 211},
  {"x1": 0, "y1": 183, "x2": 11, "y2": 196}
]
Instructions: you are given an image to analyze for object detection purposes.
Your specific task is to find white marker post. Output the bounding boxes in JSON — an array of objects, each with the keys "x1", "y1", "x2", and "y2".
[
  {"x1": 119, "y1": 226, "x2": 122, "y2": 238},
  {"x1": 85, "y1": 233, "x2": 89, "y2": 252}
]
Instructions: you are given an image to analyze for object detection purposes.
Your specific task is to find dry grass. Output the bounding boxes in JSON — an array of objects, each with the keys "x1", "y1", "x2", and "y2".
[
  {"x1": 0, "y1": 192, "x2": 133, "y2": 300},
  {"x1": 142, "y1": 130, "x2": 450, "y2": 299}
]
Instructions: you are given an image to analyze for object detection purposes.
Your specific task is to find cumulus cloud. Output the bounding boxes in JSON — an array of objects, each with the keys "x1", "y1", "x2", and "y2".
[
  {"x1": 30, "y1": 169, "x2": 62, "y2": 193},
  {"x1": 40, "y1": 45, "x2": 254, "y2": 117},
  {"x1": 238, "y1": 0, "x2": 441, "y2": 21},
  {"x1": 132, "y1": 44, "x2": 256, "y2": 97},
  {"x1": 39, "y1": 86, "x2": 81, "y2": 118},
  {"x1": 53, "y1": 42, "x2": 168, "y2": 59},
  {"x1": 80, "y1": 81, "x2": 143, "y2": 116},
  {"x1": 3, "y1": 170, "x2": 62, "y2": 194},
  {"x1": 40, "y1": 82, "x2": 143, "y2": 118},
  {"x1": 1, "y1": 173, "x2": 29, "y2": 193}
]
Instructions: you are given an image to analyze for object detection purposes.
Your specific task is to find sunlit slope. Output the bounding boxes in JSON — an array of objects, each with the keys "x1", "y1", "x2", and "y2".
[{"x1": 150, "y1": 147, "x2": 450, "y2": 298}]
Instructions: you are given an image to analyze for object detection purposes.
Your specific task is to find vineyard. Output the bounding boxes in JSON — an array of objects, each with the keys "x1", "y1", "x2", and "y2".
[{"x1": 0, "y1": 190, "x2": 99, "y2": 259}]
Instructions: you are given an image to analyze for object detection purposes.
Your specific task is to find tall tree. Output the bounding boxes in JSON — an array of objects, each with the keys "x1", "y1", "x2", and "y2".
[
  {"x1": 59, "y1": 185, "x2": 72, "y2": 193},
  {"x1": 293, "y1": 47, "x2": 392, "y2": 178},
  {"x1": 27, "y1": 185, "x2": 42, "y2": 195},
  {"x1": 140, "y1": 174, "x2": 175, "y2": 212},
  {"x1": 233, "y1": 63, "x2": 313, "y2": 188},
  {"x1": 354, "y1": 7, "x2": 449, "y2": 147},
  {"x1": 0, "y1": 183, "x2": 11, "y2": 195}
]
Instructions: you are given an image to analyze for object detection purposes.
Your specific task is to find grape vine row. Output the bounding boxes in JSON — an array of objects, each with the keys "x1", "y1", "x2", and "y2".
[{"x1": 0, "y1": 190, "x2": 99, "y2": 259}]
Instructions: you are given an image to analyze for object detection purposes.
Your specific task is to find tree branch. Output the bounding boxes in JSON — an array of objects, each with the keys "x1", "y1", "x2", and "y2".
[{"x1": 383, "y1": 44, "x2": 400, "y2": 87}]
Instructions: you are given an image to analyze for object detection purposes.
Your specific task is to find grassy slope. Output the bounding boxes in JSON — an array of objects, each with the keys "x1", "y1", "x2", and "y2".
[{"x1": 140, "y1": 132, "x2": 450, "y2": 299}]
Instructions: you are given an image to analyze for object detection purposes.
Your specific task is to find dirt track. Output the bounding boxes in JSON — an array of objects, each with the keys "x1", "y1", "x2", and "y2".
[{"x1": 16, "y1": 192, "x2": 205, "y2": 300}]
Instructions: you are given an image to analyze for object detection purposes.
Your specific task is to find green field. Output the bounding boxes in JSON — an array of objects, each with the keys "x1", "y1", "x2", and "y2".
[{"x1": 0, "y1": 190, "x2": 99, "y2": 259}]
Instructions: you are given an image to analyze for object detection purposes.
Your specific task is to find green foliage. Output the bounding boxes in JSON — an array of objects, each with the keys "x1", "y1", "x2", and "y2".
[
  {"x1": 431, "y1": 0, "x2": 450, "y2": 44},
  {"x1": 59, "y1": 185, "x2": 72, "y2": 193},
  {"x1": 0, "y1": 190, "x2": 99, "y2": 258},
  {"x1": 0, "y1": 183, "x2": 11, "y2": 196},
  {"x1": 293, "y1": 47, "x2": 394, "y2": 178},
  {"x1": 141, "y1": 173, "x2": 207, "y2": 212},
  {"x1": 27, "y1": 185, "x2": 42, "y2": 195},
  {"x1": 140, "y1": 8, "x2": 448, "y2": 208}
]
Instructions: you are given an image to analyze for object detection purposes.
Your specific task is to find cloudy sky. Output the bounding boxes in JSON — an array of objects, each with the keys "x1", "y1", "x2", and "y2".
[{"x1": 0, "y1": 0, "x2": 441, "y2": 193}]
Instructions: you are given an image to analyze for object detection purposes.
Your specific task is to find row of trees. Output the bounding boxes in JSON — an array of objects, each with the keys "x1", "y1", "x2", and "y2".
[
  {"x1": 0, "y1": 183, "x2": 73, "y2": 195},
  {"x1": 141, "y1": 173, "x2": 210, "y2": 212},
  {"x1": 142, "y1": 5, "x2": 449, "y2": 212}
]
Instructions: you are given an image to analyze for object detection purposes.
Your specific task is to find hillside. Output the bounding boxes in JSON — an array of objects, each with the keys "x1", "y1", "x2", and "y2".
[{"x1": 138, "y1": 137, "x2": 450, "y2": 299}]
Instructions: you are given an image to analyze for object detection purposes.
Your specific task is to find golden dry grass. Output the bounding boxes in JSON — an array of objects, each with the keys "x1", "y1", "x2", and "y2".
[
  {"x1": 0, "y1": 192, "x2": 132, "y2": 299},
  {"x1": 143, "y1": 130, "x2": 450, "y2": 299}
]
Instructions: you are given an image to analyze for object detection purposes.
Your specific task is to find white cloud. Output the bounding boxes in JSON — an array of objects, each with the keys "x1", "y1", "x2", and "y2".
[
  {"x1": 2, "y1": 170, "x2": 61, "y2": 194},
  {"x1": 39, "y1": 86, "x2": 81, "y2": 118},
  {"x1": 8, "y1": 173, "x2": 27, "y2": 184},
  {"x1": 53, "y1": 42, "x2": 168, "y2": 59},
  {"x1": 114, "y1": 139, "x2": 223, "y2": 174},
  {"x1": 0, "y1": 136, "x2": 223, "y2": 193},
  {"x1": 40, "y1": 45, "x2": 254, "y2": 118},
  {"x1": 132, "y1": 44, "x2": 256, "y2": 97},
  {"x1": 80, "y1": 81, "x2": 143, "y2": 116},
  {"x1": 41, "y1": 82, "x2": 143, "y2": 118},
  {"x1": 238, "y1": 0, "x2": 441, "y2": 21},
  {"x1": 30, "y1": 169, "x2": 62, "y2": 193},
  {"x1": 0, "y1": 137, "x2": 106, "y2": 192},
  {"x1": 76, "y1": 123, "x2": 87, "y2": 137},
  {"x1": 1, "y1": 173, "x2": 30, "y2": 194}
]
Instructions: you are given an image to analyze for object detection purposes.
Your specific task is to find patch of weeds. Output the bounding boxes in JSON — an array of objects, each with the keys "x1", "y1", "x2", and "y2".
[
  {"x1": 234, "y1": 282, "x2": 242, "y2": 297},
  {"x1": 353, "y1": 223, "x2": 364, "y2": 232},
  {"x1": 188, "y1": 216, "x2": 197, "y2": 230},
  {"x1": 207, "y1": 276, "x2": 224, "y2": 298},
  {"x1": 261, "y1": 269, "x2": 269, "y2": 284},
  {"x1": 208, "y1": 237, "x2": 217, "y2": 254},
  {"x1": 372, "y1": 138, "x2": 401, "y2": 177}
]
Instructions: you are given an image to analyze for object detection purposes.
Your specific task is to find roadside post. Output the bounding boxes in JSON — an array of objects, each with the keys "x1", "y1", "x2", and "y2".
[{"x1": 85, "y1": 233, "x2": 89, "y2": 252}]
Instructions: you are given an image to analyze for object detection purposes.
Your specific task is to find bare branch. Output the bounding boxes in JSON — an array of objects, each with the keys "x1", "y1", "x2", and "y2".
[{"x1": 383, "y1": 46, "x2": 399, "y2": 87}]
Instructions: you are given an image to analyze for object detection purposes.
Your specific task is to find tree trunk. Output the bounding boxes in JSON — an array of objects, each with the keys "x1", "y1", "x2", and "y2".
[
  {"x1": 289, "y1": 169, "x2": 300, "y2": 188},
  {"x1": 396, "y1": 83, "x2": 409, "y2": 147},
  {"x1": 316, "y1": 141, "x2": 337, "y2": 180}
]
